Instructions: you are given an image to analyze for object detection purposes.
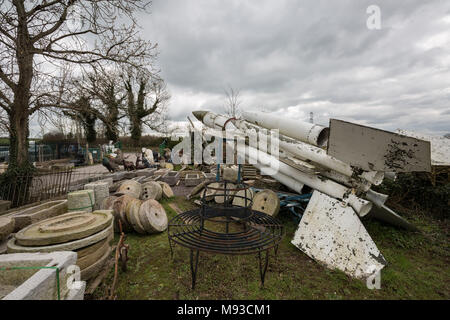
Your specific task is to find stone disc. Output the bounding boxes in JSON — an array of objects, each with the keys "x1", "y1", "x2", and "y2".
[
  {"x1": 112, "y1": 195, "x2": 134, "y2": 232},
  {"x1": 214, "y1": 183, "x2": 237, "y2": 204},
  {"x1": 76, "y1": 238, "x2": 111, "y2": 270},
  {"x1": 75, "y1": 234, "x2": 112, "y2": 259},
  {"x1": 101, "y1": 196, "x2": 119, "y2": 232},
  {"x1": 80, "y1": 245, "x2": 111, "y2": 281},
  {"x1": 139, "y1": 200, "x2": 168, "y2": 233},
  {"x1": 232, "y1": 189, "x2": 254, "y2": 207},
  {"x1": 0, "y1": 217, "x2": 15, "y2": 241},
  {"x1": 101, "y1": 196, "x2": 117, "y2": 210},
  {"x1": 252, "y1": 189, "x2": 280, "y2": 217},
  {"x1": 157, "y1": 181, "x2": 174, "y2": 198},
  {"x1": 116, "y1": 180, "x2": 142, "y2": 199},
  {"x1": 126, "y1": 198, "x2": 146, "y2": 234},
  {"x1": 15, "y1": 210, "x2": 113, "y2": 246},
  {"x1": 200, "y1": 182, "x2": 220, "y2": 201},
  {"x1": 141, "y1": 182, "x2": 162, "y2": 201},
  {"x1": 6, "y1": 221, "x2": 113, "y2": 253}
]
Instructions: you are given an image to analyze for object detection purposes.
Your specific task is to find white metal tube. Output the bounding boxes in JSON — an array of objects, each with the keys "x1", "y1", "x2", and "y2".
[
  {"x1": 241, "y1": 144, "x2": 372, "y2": 216},
  {"x1": 232, "y1": 116, "x2": 384, "y2": 186},
  {"x1": 242, "y1": 110, "x2": 329, "y2": 147},
  {"x1": 277, "y1": 138, "x2": 384, "y2": 185},
  {"x1": 195, "y1": 110, "x2": 372, "y2": 216}
]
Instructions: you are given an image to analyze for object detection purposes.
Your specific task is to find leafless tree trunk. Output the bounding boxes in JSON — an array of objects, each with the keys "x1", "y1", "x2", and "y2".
[
  {"x1": 124, "y1": 70, "x2": 170, "y2": 146},
  {"x1": 223, "y1": 86, "x2": 242, "y2": 118}
]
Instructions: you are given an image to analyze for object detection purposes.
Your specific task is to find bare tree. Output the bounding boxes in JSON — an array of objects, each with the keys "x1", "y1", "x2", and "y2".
[
  {"x1": 75, "y1": 67, "x2": 127, "y2": 142},
  {"x1": 124, "y1": 70, "x2": 170, "y2": 146},
  {"x1": 223, "y1": 86, "x2": 242, "y2": 118},
  {"x1": 0, "y1": 0, "x2": 156, "y2": 173}
]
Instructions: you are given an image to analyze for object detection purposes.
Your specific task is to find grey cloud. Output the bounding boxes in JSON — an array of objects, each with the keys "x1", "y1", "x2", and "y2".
[{"x1": 137, "y1": 0, "x2": 450, "y2": 135}]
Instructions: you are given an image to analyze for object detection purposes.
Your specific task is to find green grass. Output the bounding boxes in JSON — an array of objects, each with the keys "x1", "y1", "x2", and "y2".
[{"x1": 91, "y1": 196, "x2": 449, "y2": 300}]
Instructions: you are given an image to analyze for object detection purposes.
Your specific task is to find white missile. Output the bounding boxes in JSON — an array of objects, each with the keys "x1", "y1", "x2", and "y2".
[{"x1": 242, "y1": 110, "x2": 329, "y2": 147}]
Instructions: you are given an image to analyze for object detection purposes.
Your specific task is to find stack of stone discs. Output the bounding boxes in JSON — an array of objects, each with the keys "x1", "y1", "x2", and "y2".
[
  {"x1": 101, "y1": 196, "x2": 168, "y2": 234},
  {"x1": 7, "y1": 210, "x2": 114, "y2": 281}
]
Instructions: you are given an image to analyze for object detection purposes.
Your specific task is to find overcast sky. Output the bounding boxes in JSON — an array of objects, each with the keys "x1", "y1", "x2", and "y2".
[{"x1": 136, "y1": 0, "x2": 450, "y2": 136}]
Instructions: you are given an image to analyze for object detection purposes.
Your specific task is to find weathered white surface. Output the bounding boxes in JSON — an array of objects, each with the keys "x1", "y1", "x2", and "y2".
[
  {"x1": 327, "y1": 119, "x2": 431, "y2": 172},
  {"x1": 242, "y1": 110, "x2": 329, "y2": 147},
  {"x1": 396, "y1": 129, "x2": 450, "y2": 166},
  {"x1": 1, "y1": 251, "x2": 85, "y2": 300},
  {"x1": 291, "y1": 191, "x2": 387, "y2": 279},
  {"x1": 242, "y1": 144, "x2": 372, "y2": 216}
]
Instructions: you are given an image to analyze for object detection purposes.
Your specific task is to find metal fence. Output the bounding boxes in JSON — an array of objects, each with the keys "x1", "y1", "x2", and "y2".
[
  {"x1": 0, "y1": 169, "x2": 73, "y2": 208},
  {"x1": 0, "y1": 142, "x2": 82, "y2": 163}
]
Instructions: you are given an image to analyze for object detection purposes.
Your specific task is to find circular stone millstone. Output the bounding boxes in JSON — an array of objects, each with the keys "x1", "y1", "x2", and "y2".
[
  {"x1": 101, "y1": 196, "x2": 118, "y2": 210},
  {"x1": 139, "y1": 199, "x2": 168, "y2": 233},
  {"x1": 141, "y1": 182, "x2": 162, "y2": 201},
  {"x1": 157, "y1": 181, "x2": 174, "y2": 198},
  {"x1": 200, "y1": 182, "x2": 220, "y2": 201},
  {"x1": 125, "y1": 198, "x2": 146, "y2": 234},
  {"x1": 112, "y1": 195, "x2": 134, "y2": 232},
  {"x1": 76, "y1": 237, "x2": 111, "y2": 270},
  {"x1": 0, "y1": 217, "x2": 15, "y2": 241},
  {"x1": 232, "y1": 189, "x2": 254, "y2": 207},
  {"x1": 116, "y1": 180, "x2": 142, "y2": 199},
  {"x1": 15, "y1": 210, "x2": 113, "y2": 246},
  {"x1": 6, "y1": 221, "x2": 113, "y2": 253},
  {"x1": 214, "y1": 183, "x2": 237, "y2": 204},
  {"x1": 80, "y1": 245, "x2": 112, "y2": 281},
  {"x1": 252, "y1": 189, "x2": 280, "y2": 217}
]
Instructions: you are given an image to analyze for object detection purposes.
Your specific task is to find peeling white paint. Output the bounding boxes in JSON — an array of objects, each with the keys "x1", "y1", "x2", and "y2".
[{"x1": 291, "y1": 191, "x2": 387, "y2": 279}]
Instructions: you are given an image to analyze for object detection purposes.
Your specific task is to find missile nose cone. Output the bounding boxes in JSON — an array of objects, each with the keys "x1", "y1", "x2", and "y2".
[{"x1": 192, "y1": 110, "x2": 208, "y2": 122}]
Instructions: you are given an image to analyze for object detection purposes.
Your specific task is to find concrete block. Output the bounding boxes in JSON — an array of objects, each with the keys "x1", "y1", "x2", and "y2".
[
  {"x1": 98, "y1": 178, "x2": 114, "y2": 188},
  {"x1": 0, "y1": 200, "x2": 11, "y2": 214},
  {"x1": 132, "y1": 176, "x2": 147, "y2": 183},
  {"x1": 0, "y1": 251, "x2": 85, "y2": 300},
  {"x1": 0, "y1": 217, "x2": 14, "y2": 241},
  {"x1": 112, "y1": 172, "x2": 126, "y2": 182},
  {"x1": 3, "y1": 200, "x2": 67, "y2": 232},
  {"x1": 135, "y1": 168, "x2": 157, "y2": 177},
  {"x1": 203, "y1": 172, "x2": 216, "y2": 182},
  {"x1": 123, "y1": 172, "x2": 136, "y2": 179},
  {"x1": 184, "y1": 173, "x2": 202, "y2": 187},
  {"x1": 161, "y1": 171, "x2": 180, "y2": 186}
]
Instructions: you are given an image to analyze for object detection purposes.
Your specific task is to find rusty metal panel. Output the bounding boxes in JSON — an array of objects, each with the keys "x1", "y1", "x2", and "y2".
[
  {"x1": 327, "y1": 119, "x2": 431, "y2": 172},
  {"x1": 291, "y1": 191, "x2": 386, "y2": 279}
]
